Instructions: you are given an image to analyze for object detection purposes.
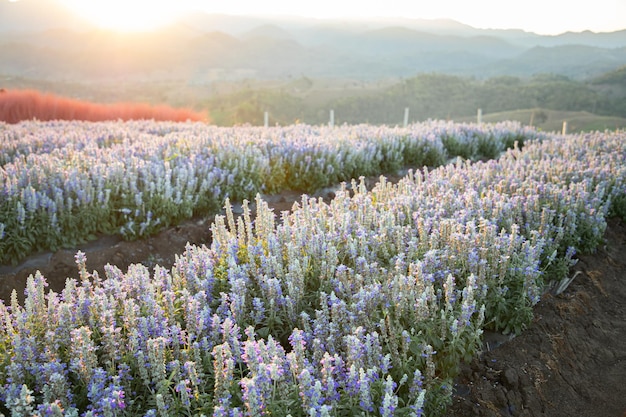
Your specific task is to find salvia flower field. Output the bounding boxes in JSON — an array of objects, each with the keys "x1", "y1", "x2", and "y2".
[
  {"x1": 0, "y1": 120, "x2": 535, "y2": 266},
  {"x1": 1, "y1": 120, "x2": 625, "y2": 416}
]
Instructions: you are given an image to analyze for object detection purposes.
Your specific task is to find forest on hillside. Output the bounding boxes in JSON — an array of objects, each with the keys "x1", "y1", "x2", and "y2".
[{"x1": 202, "y1": 68, "x2": 626, "y2": 127}]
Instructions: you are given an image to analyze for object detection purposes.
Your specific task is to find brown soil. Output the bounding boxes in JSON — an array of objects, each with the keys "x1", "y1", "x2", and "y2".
[
  {"x1": 449, "y1": 216, "x2": 626, "y2": 417},
  {"x1": 1, "y1": 184, "x2": 625, "y2": 417}
]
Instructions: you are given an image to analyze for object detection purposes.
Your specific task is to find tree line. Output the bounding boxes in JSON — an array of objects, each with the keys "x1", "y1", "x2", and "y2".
[{"x1": 203, "y1": 69, "x2": 626, "y2": 127}]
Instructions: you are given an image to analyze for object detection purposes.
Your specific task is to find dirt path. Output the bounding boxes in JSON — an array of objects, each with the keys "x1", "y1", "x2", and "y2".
[{"x1": 1, "y1": 187, "x2": 625, "y2": 417}]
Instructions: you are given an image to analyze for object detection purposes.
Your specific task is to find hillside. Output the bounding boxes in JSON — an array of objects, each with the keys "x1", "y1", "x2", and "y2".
[
  {"x1": 457, "y1": 108, "x2": 626, "y2": 132},
  {"x1": 196, "y1": 72, "x2": 626, "y2": 128}
]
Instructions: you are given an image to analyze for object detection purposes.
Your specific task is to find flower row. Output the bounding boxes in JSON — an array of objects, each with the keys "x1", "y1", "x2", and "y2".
[{"x1": 0, "y1": 120, "x2": 538, "y2": 265}]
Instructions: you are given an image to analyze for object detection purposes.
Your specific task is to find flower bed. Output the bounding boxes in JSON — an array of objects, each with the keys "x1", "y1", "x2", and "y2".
[
  {"x1": 1, "y1": 125, "x2": 624, "y2": 416},
  {"x1": 0, "y1": 120, "x2": 536, "y2": 265}
]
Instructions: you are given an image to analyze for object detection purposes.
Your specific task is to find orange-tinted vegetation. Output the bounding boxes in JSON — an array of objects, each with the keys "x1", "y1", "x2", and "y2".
[{"x1": 0, "y1": 89, "x2": 207, "y2": 123}]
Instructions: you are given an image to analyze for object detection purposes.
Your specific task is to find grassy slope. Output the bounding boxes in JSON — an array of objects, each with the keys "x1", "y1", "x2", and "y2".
[{"x1": 456, "y1": 108, "x2": 626, "y2": 133}]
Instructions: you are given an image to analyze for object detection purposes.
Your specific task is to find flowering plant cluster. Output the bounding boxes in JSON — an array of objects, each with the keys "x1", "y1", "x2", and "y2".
[
  {"x1": 0, "y1": 120, "x2": 537, "y2": 265},
  {"x1": 1, "y1": 125, "x2": 624, "y2": 416}
]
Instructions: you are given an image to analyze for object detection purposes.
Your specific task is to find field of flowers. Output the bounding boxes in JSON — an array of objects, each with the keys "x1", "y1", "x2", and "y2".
[
  {"x1": 1, "y1": 121, "x2": 625, "y2": 416},
  {"x1": 0, "y1": 120, "x2": 534, "y2": 266}
]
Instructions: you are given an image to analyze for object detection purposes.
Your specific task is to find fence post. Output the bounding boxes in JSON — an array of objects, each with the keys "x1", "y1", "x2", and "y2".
[
  {"x1": 329, "y1": 109, "x2": 334, "y2": 128},
  {"x1": 403, "y1": 107, "x2": 409, "y2": 127},
  {"x1": 562, "y1": 121, "x2": 567, "y2": 135},
  {"x1": 264, "y1": 111, "x2": 269, "y2": 128},
  {"x1": 477, "y1": 108, "x2": 482, "y2": 124}
]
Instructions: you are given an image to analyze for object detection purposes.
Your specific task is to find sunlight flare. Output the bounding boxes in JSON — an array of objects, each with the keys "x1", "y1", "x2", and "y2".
[{"x1": 60, "y1": 0, "x2": 185, "y2": 31}]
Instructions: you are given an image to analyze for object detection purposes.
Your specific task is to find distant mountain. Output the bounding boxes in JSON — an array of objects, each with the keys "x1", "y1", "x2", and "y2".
[
  {"x1": 485, "y1": 45, "x2": 626, "y2": 79},
  {"x1": 0, "y1": 0, "x2": 89, "y2": 33},
  {"x1": 1, "y1": 2, "x2": 626, "y2": 82},
  {"x1": 339, "y1": 27, "x2": 523, "y2": 58},
  {"x1": 527, "y1": 30, "x2": 626, "y2": 49},
  {"x1": 240, "y1": 24, "x2": 296, "y2": 41}
]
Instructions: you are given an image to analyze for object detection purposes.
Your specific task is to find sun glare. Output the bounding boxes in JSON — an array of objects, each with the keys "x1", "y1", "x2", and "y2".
[
  {"x1": 60, "y1": 0, "x2": 183, "y2": 32},
  {"x1": 56, "y1": 0, "x2": 626, "y2": 35}
]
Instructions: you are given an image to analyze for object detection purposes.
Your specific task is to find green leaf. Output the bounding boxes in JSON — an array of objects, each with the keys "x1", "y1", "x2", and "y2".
[
  {"x1": 409, "y1": 340, "x2": 422, "y2": 356},
  {"x1": 257, "y1": 327, "x2": 270, "y2": 338}
]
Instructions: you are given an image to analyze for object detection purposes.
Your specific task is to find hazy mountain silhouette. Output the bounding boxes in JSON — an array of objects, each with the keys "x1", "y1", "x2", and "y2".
[
  {"x1": 1, "y1": 1, "x2": 626, "y2": 82},
  {"x1": 240, "y1": 24, "x2": 296, "y2": 41},
  {"x1": 0, "y1": 0, "x2": 90, "y2": 33},
  {"x1": 490, "y1": 45, "x2": 626, "y2": 78}
]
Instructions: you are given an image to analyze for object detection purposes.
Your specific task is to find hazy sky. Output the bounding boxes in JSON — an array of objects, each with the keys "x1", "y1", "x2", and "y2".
[{"x1": 57, "y1": 0, "x2": 626, "y2": 35}]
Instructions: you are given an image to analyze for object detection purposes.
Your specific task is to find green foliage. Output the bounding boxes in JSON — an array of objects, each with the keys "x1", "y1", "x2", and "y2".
[
  {"x1": 609, "y1": 193, "x2": 626, "y2": 221},
  {"x1": 203, "y1": 72, "x2": 626, "y2": 128}
]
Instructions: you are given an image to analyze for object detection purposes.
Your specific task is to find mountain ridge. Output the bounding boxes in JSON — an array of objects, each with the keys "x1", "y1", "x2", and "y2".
[{"x1": 1, "y1": 1, "x2": 626, "y2": 82}]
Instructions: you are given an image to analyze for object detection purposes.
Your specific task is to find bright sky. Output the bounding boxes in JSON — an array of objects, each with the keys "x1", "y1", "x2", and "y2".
[{"x1": 57, "y1": 0, "x2": 626, "y2": 35}]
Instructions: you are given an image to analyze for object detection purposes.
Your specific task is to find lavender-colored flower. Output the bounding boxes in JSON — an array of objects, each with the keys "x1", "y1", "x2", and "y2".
[
  {"x1": 379, "y1": 375, "x2": 398, "y2": 417},
  {"x1": 240, "y1": 376, "x2": 265, "y2": 415},
  {"x1": 69, "y1": 326, "x2": 98, "y2": 384},
  {"x1": 358, "y1": 368, "x2": 375, "y2": 413},
  {"x1": 212, "y1": 342, "x2": 235, "y2": 400}
]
